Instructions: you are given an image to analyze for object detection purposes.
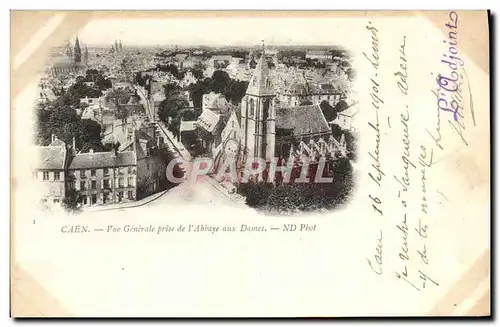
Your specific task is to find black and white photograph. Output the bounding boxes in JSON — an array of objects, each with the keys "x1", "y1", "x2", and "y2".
[
  {"x1": 35, "y1": 31, "x2": 358, "y2": 215},
  {"x1": 11, "y1": 11, "x2": 490, "y2": 318}
]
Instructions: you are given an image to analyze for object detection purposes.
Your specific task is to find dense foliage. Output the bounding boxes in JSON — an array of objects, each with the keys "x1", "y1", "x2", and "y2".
[{"x1": 239, "y1": 157, "x2": 354, "y2": 215}]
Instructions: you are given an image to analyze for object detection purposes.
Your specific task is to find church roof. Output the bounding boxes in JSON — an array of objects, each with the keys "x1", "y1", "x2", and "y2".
[
  {"x1": 276, "y1": 104, "x2": 331, "y2": 136},
  {"x1": 245, "y1": 54, "x2": 274, "y2": 97}
]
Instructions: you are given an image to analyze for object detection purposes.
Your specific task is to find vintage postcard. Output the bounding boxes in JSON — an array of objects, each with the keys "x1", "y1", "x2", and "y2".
[{"x1": 10, "y1": 10, "x2": 490, "y2": 317}]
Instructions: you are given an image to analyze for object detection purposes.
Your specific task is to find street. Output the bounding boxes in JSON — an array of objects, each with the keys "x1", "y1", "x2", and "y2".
[{"x1": 129, "y1": 83, "x2": 239, "y2": 209}]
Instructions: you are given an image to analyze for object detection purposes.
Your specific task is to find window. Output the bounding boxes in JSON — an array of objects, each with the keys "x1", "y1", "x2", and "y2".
[
  {"x1": 91, "y1": 194, "x2": 97, "y2": 205},
  {"x1": 43, "y1": 171, "x2": 49, "y2": 181},
  {"x1": 249, "y1": 98, "x2": 255, "y2": 117},
  {"x1": 128, "y1": 177, "x2": 133, "y2": 187},
  {"x1": 103, "y1": 168, "x2": 109, "y2": 176},
  {"x1": 54, "y1": 172, "x2": 60, "y2": 181},
  {"x1": 91, "y1": 180, "x2": 97, "y2": 189},
  {"x1": 103, "y1": 193, "x2": 108, "y2": 204},
  {"x1": 119, "y1": 178, "x2": 124, "y2": 188},
  {"x1": 128, "y1": 191, "x2": 133, "y2": 199},
  {"x1": 82, "y1": 195, "x2": 87, "y2": 205},
  {"x1": 146, "y1": 163, "x2": 150, "y2": 170},
  {"x1": 80, "y1": 181, "x2": 86, "y2": 190},
  {"x1": 89, "y1": 99, "x2": 93, "y2": 104},
  {"x1": 53, "y1": 199, "x2": 60, "y2": 204},
  {"x1": 80, "y1": 169, "x2": 86, "y2": 178},
  {"x1": 118, "y1": 192, "x2": 124, "y2": 202},
  {"x1": 91, "y1": 169, "x2": 96, "y2": 176},
  {"x1": 103, "y1": 179, "x2": 110, "y2": 189},
  {"x1": 128, "y1": 166, "x2": 132, "y2": 174}
]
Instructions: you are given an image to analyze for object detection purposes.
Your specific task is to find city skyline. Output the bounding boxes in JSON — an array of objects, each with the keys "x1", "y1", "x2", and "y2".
[{"x1": 75, "y1": 17, "x2": 359, "y2": 47}]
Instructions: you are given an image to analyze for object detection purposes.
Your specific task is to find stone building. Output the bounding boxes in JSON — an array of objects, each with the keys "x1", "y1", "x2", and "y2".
[
  {"x1": 67, "y1": 149, "x2": 137, "y2": 206},
  {"x1": 34, "y1": 135, "x2": 69, "y2": 205}
]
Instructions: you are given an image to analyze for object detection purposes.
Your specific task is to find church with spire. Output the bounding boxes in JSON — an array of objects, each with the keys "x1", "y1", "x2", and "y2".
[
  {"x1": 51, "y1": 35, "x2": 87, "y2": 75},
  {"x1": 210, "y1": 42, "x2": 348, "y2": 182},
  {"x1": 238, "y1": 42, "x2": 345, "y2": 165}
]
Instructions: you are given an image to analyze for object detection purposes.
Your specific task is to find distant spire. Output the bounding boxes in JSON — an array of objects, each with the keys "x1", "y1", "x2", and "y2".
[
  {"x1": 74, "y1": 34, "x2": 82, "y2": 63},
  {"x1": 66, "y1": 40, "x2": 73, "y2": 59},
  {"x1": 245, "y1": 41, "x2": 274, "y2": 97}
]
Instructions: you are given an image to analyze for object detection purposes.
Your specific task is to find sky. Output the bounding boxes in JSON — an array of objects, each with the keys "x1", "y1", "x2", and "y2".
[{"x1": 76, "y1": 17, "x2": 360, "y2": 47}]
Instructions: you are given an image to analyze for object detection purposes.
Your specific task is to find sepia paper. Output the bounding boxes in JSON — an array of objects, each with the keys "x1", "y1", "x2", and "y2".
[{"x1": 11, "y1": 10, "x2": 490, "y2": 317}]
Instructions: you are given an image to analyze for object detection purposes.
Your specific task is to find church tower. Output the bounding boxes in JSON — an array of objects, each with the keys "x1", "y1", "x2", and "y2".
[
  {"x1": 74, "y1": 35, "x2": 82, "y2": 63},
  {"x1": 240, "y1": 42, "x2": 276, "y2": 162}
]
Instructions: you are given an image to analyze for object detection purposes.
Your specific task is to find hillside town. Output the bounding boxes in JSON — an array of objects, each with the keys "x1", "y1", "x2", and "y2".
[{"x1": 34, "y1": 37, "x2": 358, "y2": 214}]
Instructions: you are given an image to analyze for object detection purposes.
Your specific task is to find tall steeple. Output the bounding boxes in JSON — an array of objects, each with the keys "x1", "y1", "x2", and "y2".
[
  {"x1": 240, "y1": 40, "x2": 277, "y2": 162},
  {"x1": 245, "y1": 40, "x2": 274, "y2": 97},
  {"x1": 74, "y1": 35, "x2": 82, "y2": 63}
]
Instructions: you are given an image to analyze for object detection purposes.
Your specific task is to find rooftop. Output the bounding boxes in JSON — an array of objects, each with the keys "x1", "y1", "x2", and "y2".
[
  {"x1": 68, "y1": 151, "x2": 136, "y2": 170},
  {"x1": 276, "y1": 104, "x2": 331, "y2": 136},
  {"x1": 36, "y1": 144, "x2": 67, "y2": 170}
]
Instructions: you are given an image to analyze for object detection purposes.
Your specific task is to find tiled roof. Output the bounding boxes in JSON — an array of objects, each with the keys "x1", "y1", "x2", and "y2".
[
  {"x1": 276, "y1": 104, "x2": 331, "y2": 136},
  {"x1": 197, "y1": 109, "x2": 220, "y2": 133},
  {"x1": 36, "y1": 145, "x2": 67, "y2": 170},
  {"x1": 68, "y1": 151, "x2": 136, "y2": 170}
]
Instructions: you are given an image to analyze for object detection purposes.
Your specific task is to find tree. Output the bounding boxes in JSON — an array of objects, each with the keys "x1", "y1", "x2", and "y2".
[
  {"x1": 226, "y1": 80, "x2": 249, "y2": 104},
  {"x1": 105, "y1": 89, "x2": 131, "y2": 123},
  {"x1": 320, "y1": 100, "x2": 337, "y2": 122},
  {"x1": 191, "y1": 68, "x2": 204, "y2": 80},
  {"x1": 135, "y1": 72, "x2": 147, "y2": 86},
  {"x1": 210, "y1": 70, "x2": 231, "y2": 93},
  {"x1": 334, "y1": 100, "x2": 349, "y2": 113},
  {"x1": 158, "y1": 98, "x2": 189, "y2": 125},
  {"x1": 163, "y1": 82, "x2": 182, "y2": 100},
  {"x1": 95, "y1": 76, "x2": 112, "y2": 90},
  {"x1": 188, "y1": 78, "x2": 211, "y2": 108},
  {"x1": 63, "y1": 187, "x2": 82, "y2": 213},
  {"x1": 181, "y1": 110, "x2": 197, "y2": 121},
  {"x1": 80, "y1": 119, "x2": 102, "y2": 147}
]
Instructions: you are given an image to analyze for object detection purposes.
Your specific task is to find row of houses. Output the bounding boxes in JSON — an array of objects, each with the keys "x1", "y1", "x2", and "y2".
[{"x1": 34, "y1": 126, "x2": 168, "y2": 209}]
